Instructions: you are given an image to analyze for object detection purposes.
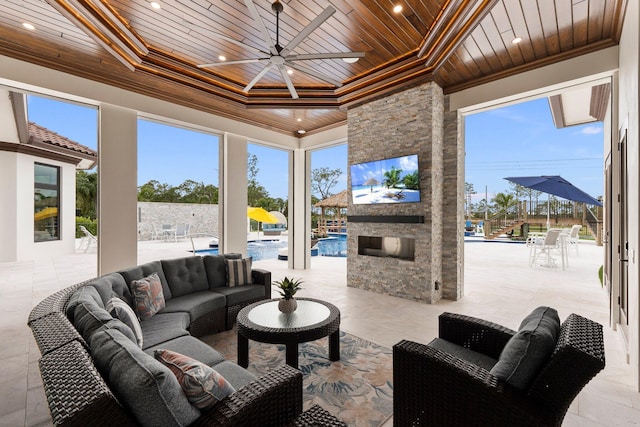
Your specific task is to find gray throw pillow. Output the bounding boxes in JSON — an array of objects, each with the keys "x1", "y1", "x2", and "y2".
[
  {"x1": 90, "y1": 329, "x2": 200, "y2": 427},
  {"x1": 225, "y1": 257, "x2": 253, "y2": 287},
  {"x1": 490, "y1": 306, "x2": 560, "y2": 390}
]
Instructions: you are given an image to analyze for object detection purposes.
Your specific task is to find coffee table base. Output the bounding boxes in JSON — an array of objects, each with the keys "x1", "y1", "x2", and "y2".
[{"x1": 238, "y1": 329, "x2": 340, "y2": 369}]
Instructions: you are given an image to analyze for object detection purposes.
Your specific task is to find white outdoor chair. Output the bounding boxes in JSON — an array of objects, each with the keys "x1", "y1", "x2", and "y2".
[
  {"x1": 529, "y1": 228, "x2": 562, "y2": 269},
  {"x1": 151, "y1": 223, "x2": 163, "y2": 240},
  {"x1": 162, "y1": 223, "x2": 176, "y2": 241},
  {"x1": 566, "y1": 224, "x2": 582, "y2": 255},
  {"x1": 78, "y1": 225, "x2": 97, "y2": 253},
  {"x1": 175, "y1": 223, "x2": 190, "y2": 241}
]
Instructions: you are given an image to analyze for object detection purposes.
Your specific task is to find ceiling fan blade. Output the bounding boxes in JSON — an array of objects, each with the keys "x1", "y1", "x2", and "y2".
[
  {"x1": 280, "y1": 6, "x2": 336, "y2": 57},
  {"x1": 277, "y1": 64, "x2": 299, "y2": 99},
  {"x1": 244, "y1": 63, "x2": 274, "y2": 93},
  {"x1": 244, "y1": 0, "x2": 279, "y2": 56},
  {"x1": 286, "y1": 52, "x2": 366, "y2": 61},
  {"x1": 198, "y1": 58, "x2": 267, "y2": 68},
  {"x1": 183, "y1": 20, "x2": 268, "y2": 56},
  {"x1": 287, "y1": 62, "x2": 342, "y2": 87}
]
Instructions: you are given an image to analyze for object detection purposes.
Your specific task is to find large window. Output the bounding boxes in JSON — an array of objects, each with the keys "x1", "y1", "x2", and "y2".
[{"x1": 34, "y1": 163, "x2": 60, "y2": 242}]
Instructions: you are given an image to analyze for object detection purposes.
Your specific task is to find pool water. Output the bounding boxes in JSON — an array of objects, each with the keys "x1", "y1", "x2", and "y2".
[{"x1": 194, "y1": 234, "x2": 347, "y2": 261}]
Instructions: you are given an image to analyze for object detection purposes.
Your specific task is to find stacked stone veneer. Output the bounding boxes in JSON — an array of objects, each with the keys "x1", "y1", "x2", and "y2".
[
  {"x1": 347, "y1": 82, "x2": 462, "y2": 304},
  {"x1": 137, "y1": 202, "x2": 219, "y2": 241}
]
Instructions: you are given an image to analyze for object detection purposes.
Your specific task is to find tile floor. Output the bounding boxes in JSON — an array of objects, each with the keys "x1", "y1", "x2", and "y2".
[{"x1": 1, "y1": 237, "x2": 638, "y2": 426}]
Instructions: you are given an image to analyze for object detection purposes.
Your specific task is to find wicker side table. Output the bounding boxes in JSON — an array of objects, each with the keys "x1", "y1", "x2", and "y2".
[{"x1": 287, "y1": 404, "x2": 347, "y2": 427}]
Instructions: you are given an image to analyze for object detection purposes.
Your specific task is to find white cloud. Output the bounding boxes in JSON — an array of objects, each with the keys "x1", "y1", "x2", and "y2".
[{"x1": 580, "y1": 126, "x2": 602, "y2": 135}]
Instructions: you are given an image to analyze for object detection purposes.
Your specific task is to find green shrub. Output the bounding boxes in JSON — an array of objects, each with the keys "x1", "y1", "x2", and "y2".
[
  {"x1": 598, "y1": 265, "x2": 603, "y2": 287},
  {"x1": 76, "y1": 217, "x2": 97, "y2": 238}
]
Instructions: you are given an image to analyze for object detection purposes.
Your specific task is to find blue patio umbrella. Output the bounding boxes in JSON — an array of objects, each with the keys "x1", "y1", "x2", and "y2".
[{"x1": 504, "y1": 175, "x2": 602, "y2": 228}]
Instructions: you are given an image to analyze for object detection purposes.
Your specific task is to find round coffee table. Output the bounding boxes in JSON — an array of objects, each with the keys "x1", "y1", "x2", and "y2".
[{"x1": 236, "y1": 298, "x2": 341, "y2": 369}]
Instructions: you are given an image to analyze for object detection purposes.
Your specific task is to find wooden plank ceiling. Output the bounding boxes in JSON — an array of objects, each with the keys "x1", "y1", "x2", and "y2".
[{"x1": 0, "y1": 0, "x2": 627, "y2": 136}]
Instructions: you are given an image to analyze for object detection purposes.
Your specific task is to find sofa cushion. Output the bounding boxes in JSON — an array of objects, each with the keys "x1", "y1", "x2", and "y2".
[
  {"x1": 202, "y1": 255, "x2": 227, "y2": 289},
  {"x1": 161, "y1": 291, "x2": 226, "y2": 322},
  {"x1": 211, "y1": 285, "x2": 266, "y2": 307},
  {"x1": 141, "y1": 312, "x2": 190, "y2": 350},
  {"x1": 225, "y1": 257, "x2": 253, "y2": 287},
  {"x1": 490, "y1": 306, "x2": 560, "y2": 390},
  {"x1": 119, "y1": 261, "x2": 172, "y2": 300},
  {"x1": 154, "y1": 349, "x2": 236, "y2": 409},
  {"x1": 66, "y1": 285, "x2": 105, "y2": 321},
  {"x1": 90, "y1": 329, "x2": 200, "y2": 427},
  {"x1": 161, "y1": 257, "x2": 209, "y2": 297},
  {"x1": 144, "y1": 336, "x2": 226, "y2": 367},
  {"x1": 211, "y1": 360, "x2": 257, "y2": 389},
  {"x1": 131, "y1": 273, "x2": 166, "y2": 320},
  {"x1": 88, "y1": 273, "x2": 134, "y2": 307},
  {"x1": 428, "y1": 338, "x2": 497, "y2": 371},
  {"x1": 106, "y1": 297, "x2": 144, "y2": 348}
]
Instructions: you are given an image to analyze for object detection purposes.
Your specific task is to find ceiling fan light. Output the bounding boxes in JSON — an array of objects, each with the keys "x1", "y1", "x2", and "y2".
[
  {"x1": 343, "y1": 57, "x2": 359, "y2": 63},
  {"x1": 287, "y1": 69, "x2": 293, "y2": 75}
]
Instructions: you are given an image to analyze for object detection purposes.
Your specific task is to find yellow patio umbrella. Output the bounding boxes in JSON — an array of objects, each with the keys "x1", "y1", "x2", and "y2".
[
  {"x1": 34, "y1": 207, "x2": 58, "y2": 221},
  {"x1": 247, "y1": 207, "x2": 279, "y2": 238},
  {"x1": 247, "y1": 207, "x2": 279, "y2": 224}
]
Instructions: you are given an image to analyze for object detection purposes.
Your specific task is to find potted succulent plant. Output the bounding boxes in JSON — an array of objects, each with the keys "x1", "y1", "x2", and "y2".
[{"x1": 274, "y1": 277, "x2": 303, "y2": 314}]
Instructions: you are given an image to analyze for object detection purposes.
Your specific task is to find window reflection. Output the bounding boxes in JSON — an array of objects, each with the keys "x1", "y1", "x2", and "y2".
[{"x1": 34, "y1": 163, "x2": 60, "y2": 241}]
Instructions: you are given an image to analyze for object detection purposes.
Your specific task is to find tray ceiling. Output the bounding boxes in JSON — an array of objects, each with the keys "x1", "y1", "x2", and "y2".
[{"x1": 0, "y1": 0, "x2": 627, "y2": 136}]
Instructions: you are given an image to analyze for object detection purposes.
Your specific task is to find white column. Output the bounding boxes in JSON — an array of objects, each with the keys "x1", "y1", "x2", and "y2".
[
  {"x1": 289, "y1": 148, "x2": 310, "y2": 269},
  {"x1": 221, "y1": 133, "x2": 248, "y2": 256},
  {"x1": 98, "y1": 104, "x2": 138, "y2": 274}
]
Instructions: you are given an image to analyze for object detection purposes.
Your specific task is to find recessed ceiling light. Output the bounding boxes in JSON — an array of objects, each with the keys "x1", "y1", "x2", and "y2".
[
  {"x1": 297, "y1": 118, "x2": 302, "y2": 122},
  {"x1": 287, "y1": 69, "x2": 293, "y2": 75},
  {"x1": 393, "y1": 5, "x2": 403, "y2": 13},
  {"x1": 218, "y1": 55, "x2": 226, "y2": 61},
  {"x1": 512, "y1": 37, "x2": 523, "y2": 44},
  {"x1": 297, "y1": 130, "x2": 306, "y2": 135},
  {"x1": 342, "y1": 57, "x2": 359, "y2": 64},
  {"x1": 150, "y1": 1, "x2": 161, "y2": 10},
  {"x1": 22, "y1": 22, "x2": 35, "y2": 30}
]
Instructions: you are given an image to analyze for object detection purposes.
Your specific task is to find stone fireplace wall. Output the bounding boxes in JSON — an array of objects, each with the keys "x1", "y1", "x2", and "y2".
[{"x1": 347, "y1": 81, "x2": 452, "y2": 304}]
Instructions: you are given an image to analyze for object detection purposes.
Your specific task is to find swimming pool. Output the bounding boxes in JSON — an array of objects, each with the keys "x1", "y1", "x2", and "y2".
[
  {"x1": 194, "y1": 234, "x2": 347, "y2": 260},
  {"x1": 315, "y1": 234, "x2": 347, "y2": 257}
]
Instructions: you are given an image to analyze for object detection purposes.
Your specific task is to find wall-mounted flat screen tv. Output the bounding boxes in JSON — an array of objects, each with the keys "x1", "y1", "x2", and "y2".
[{"x1": 350, "y1": 154, "x2": 421, "y2": 204}]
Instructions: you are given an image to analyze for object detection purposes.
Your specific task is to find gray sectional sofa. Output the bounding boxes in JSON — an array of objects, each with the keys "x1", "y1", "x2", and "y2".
[{"x1": 28, "y1": 254, "x2": 305, "y2": 426}]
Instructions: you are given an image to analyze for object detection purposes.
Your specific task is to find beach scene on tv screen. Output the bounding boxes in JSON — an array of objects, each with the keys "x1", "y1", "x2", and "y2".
[{"x1": 351, "y1": 154, "x2": 421, "y2": 204}]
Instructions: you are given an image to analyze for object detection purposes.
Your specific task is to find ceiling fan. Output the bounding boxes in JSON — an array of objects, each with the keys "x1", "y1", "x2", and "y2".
[{"x1": 196, "y1": 0, "x2": 365, "y2": 99}]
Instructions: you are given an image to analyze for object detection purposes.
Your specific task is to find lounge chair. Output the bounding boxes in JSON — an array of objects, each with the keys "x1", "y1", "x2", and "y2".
[
  {"x1": 78, "y1": 225, "x2": 97, "y2": 253},
  {"x1": 393, "y1": 310, "x2": 605, "y2": 426}
]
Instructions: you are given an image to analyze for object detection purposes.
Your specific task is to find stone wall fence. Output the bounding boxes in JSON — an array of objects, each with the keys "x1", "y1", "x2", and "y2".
[{"x1": 137, "y1": 202, "x2": 219, "y2": 241}]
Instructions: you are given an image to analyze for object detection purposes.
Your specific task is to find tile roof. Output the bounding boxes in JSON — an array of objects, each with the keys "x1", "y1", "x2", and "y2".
[{"x1": 29, "y1": 122, "x2": 96, "y2": 158}]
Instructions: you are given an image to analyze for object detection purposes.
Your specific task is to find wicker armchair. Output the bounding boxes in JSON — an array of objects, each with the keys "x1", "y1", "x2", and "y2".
[{"x1": 393, "y1": 312, "x2": 605, "y2": 427}]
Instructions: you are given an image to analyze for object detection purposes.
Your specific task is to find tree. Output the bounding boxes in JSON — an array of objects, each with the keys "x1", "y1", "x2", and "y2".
[
  {"x1": 247, "y1": 153, "x2": 269, "y2": 206},
  {"x1": 311, "y1": 167, "x2": 342, "y2": 200},
  {"x1": 402, "y1": 171, "x2": 419, "y2": 190},
  {"x1": 76, "y1": 170, "x2": 97, "y2": 219},
  {"x1": 492, "y1": 192, "x2": 516, "y2": 212},
  {"x1": 465, "y1": 182, "x2": 476, "y2": 218}
]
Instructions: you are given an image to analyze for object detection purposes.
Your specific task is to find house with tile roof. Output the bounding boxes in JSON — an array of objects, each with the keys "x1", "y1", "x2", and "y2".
[{"x1": 0, "y1": 91, "x2": 96, "y2": 262}]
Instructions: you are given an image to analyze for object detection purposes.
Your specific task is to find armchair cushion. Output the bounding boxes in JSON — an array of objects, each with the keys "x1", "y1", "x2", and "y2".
[{"x1": 490, "y1": 306, "x2": 560, "y2": 390}]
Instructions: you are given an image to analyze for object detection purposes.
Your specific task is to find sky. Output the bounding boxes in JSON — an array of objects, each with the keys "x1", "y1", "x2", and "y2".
[
  {"x1": 465, "y1": 97, "x2": 604, "y2": 202},
  {"x1": 27, "y1": 95, "x2": 603, "y2": 203}
]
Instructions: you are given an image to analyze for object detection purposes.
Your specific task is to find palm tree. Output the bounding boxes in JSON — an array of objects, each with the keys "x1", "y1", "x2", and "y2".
[
  {"x1": 76, "y1": 171, "x2": 97, "y2": 219},
  {"x1": 492, "y1": 192, "x2": 516, "y2": 213},
  {"x1": 383, "y1": 166, "x2": 402, "y2": 188}
]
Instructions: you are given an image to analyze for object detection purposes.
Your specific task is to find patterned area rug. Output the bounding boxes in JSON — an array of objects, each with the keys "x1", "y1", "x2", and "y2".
[{"x1": 203, "y1": 328, "x2": 393, "y2": 426}]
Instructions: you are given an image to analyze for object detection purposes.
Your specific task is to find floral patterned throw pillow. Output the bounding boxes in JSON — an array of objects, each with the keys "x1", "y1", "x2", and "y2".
[
  {"x1": 154, "y1": 349, "x2": 236, "y2": 409},
  {"x1": 130, "y1": 272, "x2": 165, "y2": 319}
]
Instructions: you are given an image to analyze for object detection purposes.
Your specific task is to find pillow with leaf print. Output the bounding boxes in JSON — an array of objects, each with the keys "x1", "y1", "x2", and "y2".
[{"x1": 130, "y1": 272, "x2": 165, "y2": 320}]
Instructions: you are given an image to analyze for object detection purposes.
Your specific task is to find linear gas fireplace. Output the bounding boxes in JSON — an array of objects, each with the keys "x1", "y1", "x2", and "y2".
[{"x1": 357, "y1": 235, "x2": 415, "y2": 261}]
